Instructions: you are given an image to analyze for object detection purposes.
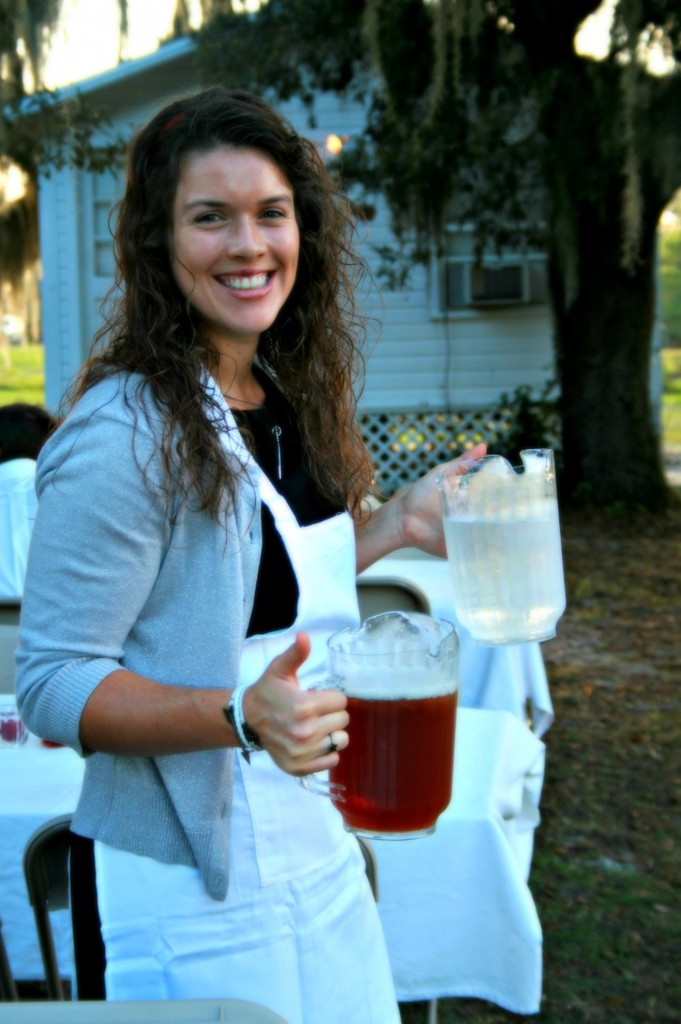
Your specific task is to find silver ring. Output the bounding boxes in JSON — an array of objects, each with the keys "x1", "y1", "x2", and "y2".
[{"x1": 327, "y1": 733, "x2": 338, "y2": 754}]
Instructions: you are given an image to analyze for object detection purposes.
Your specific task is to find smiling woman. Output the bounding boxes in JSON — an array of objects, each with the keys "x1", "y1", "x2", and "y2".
[
  {"x1": 15, "y1": 85, "x2": 483, "y2": 1023},
  {"x1": 170, "y1": 147, "x2": 300, "y2": 391},
  {"x1": 14, "y1": 86, "x2": 396, "y2": 1024}
]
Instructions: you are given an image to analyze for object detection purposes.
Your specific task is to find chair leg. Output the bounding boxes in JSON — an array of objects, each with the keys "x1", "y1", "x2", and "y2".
[
  {"x1": 0, "y1": 919, "x2": 18, "y2": 1001},
  {"x1": 34, "y1": 910, "x2": 65, "y2": 1000}
]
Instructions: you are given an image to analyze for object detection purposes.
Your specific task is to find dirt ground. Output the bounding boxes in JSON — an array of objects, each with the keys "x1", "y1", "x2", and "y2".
[{"x1": 401, "y1": 494, "x2": 681, "y2": 1024}]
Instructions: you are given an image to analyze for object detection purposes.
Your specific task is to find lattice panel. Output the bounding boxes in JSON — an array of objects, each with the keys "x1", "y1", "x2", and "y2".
[{"x1": 359, "y1": 407, "x2": 557, "y2": 496}]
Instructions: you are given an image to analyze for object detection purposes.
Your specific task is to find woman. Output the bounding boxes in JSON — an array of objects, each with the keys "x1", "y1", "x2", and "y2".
[{"x1": 16, "y1": 88, "x2": 484, "y2": 1022}]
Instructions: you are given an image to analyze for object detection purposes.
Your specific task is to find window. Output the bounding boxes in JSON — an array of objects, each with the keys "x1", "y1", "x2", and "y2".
[
  {"x1": 91, "y1": 168, "x2": 124, "y2": 278},
  {"x1": 442, "y1": 227, "x2": 548, "y2": 310}
]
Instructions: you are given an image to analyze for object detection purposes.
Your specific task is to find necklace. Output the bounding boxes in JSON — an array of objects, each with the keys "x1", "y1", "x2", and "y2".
[
  {"x1": 220, "y1": 391, "x2": 264, "y2": 409},
  {"x1": 271, "y1": 422, "x2": 283, "y2": 481},
  {"x1": 229, "y1": 399, "x2": 284, "y2": 481}
]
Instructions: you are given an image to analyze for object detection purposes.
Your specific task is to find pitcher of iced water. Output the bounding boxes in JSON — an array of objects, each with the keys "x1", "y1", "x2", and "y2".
[
  {"x1": 439, "y1": 449, "x2": 566, "y2": 646},
  {"x1": 327, "y1": 612, "x2": 459, "y2": 840}
]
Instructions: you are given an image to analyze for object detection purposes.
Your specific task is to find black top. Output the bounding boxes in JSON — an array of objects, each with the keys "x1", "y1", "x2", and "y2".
[{"x1": 232, "y1": 368, "x2": 342, "y2": 636}]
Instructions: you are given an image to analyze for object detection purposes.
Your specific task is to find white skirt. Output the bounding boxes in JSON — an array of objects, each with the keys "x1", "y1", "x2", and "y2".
[{"x1": 94, "y1": 755, "x2": 400, "y2": 1024}]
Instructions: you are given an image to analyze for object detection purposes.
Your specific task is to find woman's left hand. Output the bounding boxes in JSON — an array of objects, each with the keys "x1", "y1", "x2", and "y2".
[
  {"x1": 355, "y1": 443, "x2": 486, "y2": 571},
  {"x1": 396, "y1": 443, "x2": 487, "y2": 557}
]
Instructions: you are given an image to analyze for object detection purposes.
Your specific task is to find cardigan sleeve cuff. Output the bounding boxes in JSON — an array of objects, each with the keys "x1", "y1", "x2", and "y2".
[{"x1": 18, "y1": 656, "x2": 123, "y2": 757}]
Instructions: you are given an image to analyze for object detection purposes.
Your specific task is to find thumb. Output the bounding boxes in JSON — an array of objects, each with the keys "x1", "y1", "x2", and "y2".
[
  {"x1": 272, "y1": 631, "x2": 311, "y2": 684},
  {"x1": 453, "y1": 442, "x2": 487, "y2": 476}
]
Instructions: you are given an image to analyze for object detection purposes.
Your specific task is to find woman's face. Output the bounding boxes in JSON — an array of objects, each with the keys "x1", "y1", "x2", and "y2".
[{"x1": 171, "y1": 146, "x2": 300, "y2": 354}]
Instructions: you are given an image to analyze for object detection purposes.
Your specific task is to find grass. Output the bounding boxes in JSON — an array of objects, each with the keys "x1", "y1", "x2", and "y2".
[
  {"x1": 662, "y1": 347, "x2": 681, "y2": 451},
  {"x1": 0, "y1": 344, "x2": 45, "y2": 407},
  {"x1": 399, "y1": 502, "x2": 681, "y2": 1023},
  {"x1": 659, "y1": 228, "x2": 681, "y2": 347}
]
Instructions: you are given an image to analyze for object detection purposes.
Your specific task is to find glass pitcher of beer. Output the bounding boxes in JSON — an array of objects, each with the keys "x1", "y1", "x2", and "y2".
[
  {"x1": 327, "y1": 612, "x2": 459, "y2": 840},
  {"x1": 439, "y1": 448, "x2": 566, "y2": 646}
]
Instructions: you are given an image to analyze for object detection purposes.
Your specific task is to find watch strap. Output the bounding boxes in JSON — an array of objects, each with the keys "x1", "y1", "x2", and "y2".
[{"x1": 224, "y1": 685, "x2": 263, "y2": 764}]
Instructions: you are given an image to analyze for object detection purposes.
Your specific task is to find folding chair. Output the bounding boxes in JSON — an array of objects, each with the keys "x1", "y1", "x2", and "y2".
[
  {"x1": 22, "y1": 814, "x2": 74, "y2": 1000},
  {"x1": 356, "y1": 576, "x2": 430, "y2": 619},
  {"x1": 0, "y1": 916, "x2": 18, "y2": 1002}
]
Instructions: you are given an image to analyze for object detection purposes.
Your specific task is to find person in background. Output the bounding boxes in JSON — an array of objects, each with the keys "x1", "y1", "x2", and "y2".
[
  {"x1": 0, "y1": 402, "x2": 55, "y2": 599},
  {"x1": 16, "y1": 88, "x2": 484, "y2": 1022}
]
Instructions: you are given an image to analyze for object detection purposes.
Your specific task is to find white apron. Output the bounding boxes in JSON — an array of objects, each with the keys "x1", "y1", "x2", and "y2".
[{"x1": 95, "y1": 401, "x2": 400, "y2": 1024}]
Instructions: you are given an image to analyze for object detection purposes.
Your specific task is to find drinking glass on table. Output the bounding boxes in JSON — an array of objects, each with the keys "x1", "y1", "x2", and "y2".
[{"x1": 0, "y1": 698, "x2": 28, "y2": 747}]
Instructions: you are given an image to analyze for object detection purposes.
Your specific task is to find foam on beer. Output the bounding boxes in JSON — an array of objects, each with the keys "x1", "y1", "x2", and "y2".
[{"x1": 328, "y1": 612, "x2": 458, "y2": 700}]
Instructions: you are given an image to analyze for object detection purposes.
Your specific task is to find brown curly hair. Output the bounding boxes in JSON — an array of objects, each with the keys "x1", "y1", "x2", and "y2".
[{"x1": 69, "y1": 87, "x2": 375, "y2": 522}]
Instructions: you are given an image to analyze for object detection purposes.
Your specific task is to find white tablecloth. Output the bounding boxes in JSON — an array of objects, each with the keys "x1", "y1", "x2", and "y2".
[
  {"x1": 0, "y1": 710, "x2": 544, "y2": 1014},
  {"x1": 360, "y1": 550, "x2": 555, "y2": 737}
]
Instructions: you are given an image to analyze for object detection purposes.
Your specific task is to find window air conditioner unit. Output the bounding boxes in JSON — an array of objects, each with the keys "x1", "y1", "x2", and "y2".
[
  {"x1": 445, "y1": 257, "x2": 548, "y2": 309},
  {"x1": 470, "y1": 262, "x2": 524, "y2": 304}
]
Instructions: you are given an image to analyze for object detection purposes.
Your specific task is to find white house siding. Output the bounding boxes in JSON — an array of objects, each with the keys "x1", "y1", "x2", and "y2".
[
  {"x1": 354, "y1": 246, "x2": 554, "y2": 411},
  {"x1": 361, "y1": 312, "x2": 555, "y2": 411},
  {"x1": 277, "y1": 93, "x2": 556, "y2": 412}
]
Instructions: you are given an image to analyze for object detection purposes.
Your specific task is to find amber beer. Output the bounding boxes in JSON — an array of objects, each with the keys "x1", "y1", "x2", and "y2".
[{"x1": 330, "y1": 690, "x2": 458, "y2": 837}]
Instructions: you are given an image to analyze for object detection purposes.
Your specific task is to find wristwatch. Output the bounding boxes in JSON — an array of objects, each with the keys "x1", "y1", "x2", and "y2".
[{"x1": 224, "y1": 685, "x2": 263, "y2": 764}]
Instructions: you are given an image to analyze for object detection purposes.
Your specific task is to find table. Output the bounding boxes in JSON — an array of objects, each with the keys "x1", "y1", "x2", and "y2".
[
  {"x1": 0, "y1": 710, "x2": 544, "y2": 1014},
  {"x1": 360, "y1": 550, "x2": 555, "y2": 737}
]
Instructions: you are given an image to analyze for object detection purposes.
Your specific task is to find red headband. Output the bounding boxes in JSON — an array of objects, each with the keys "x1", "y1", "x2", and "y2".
[{"x1": 158, "y1": 110, "x2": 190, "y2": 140}]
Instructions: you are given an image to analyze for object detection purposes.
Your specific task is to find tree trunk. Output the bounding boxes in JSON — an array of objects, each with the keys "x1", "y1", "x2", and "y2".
[{"x1": 549, "y1": 211, "x2": 670, "y2": 509}]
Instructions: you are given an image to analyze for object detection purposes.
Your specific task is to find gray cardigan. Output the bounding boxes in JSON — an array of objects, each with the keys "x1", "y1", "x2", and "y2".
[{"x1": 15, "y1": 374, "x2": 262, "y2": 900}]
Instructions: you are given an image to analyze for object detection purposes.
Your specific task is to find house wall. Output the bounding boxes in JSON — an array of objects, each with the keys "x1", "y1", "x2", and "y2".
[
  {"x1": 276, "y1": 93, "x2": 556, "y2": 414},
  {"x1": 38, "y1": 62, "x2": 555, "y2": 416}
]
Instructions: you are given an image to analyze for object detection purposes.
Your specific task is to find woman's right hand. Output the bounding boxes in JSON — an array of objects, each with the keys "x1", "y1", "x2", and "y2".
[{"x1": 241, "y1": 632, "x2": 349, "y2": 777}]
